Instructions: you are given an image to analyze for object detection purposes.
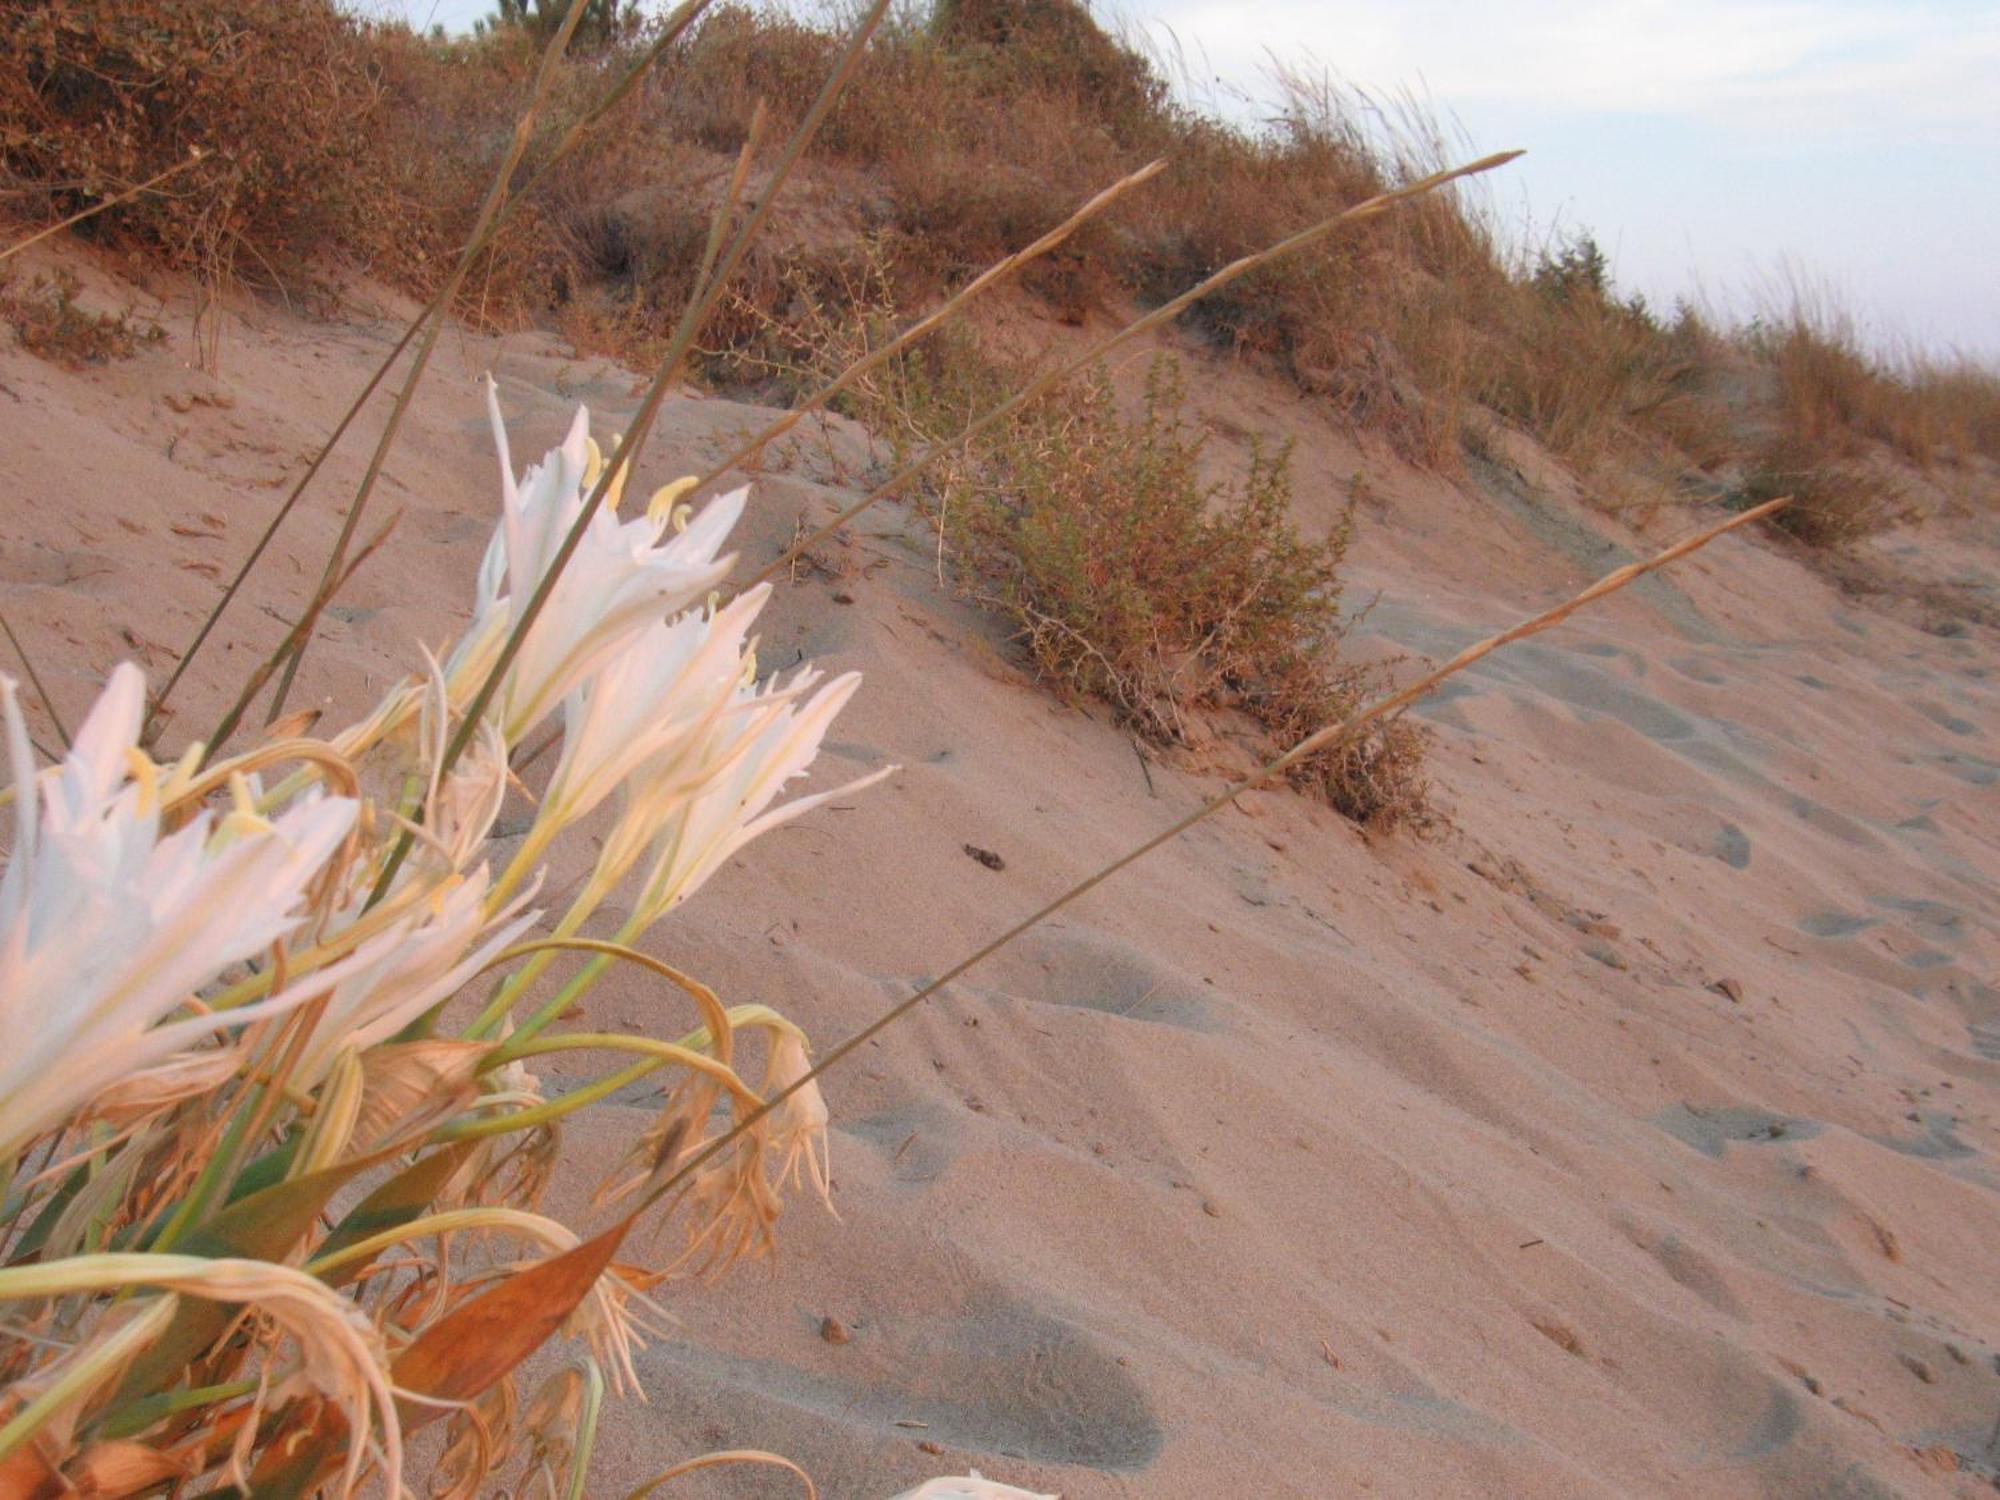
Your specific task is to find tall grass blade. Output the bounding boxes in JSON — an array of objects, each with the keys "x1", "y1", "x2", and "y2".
[
  {"x1": 206, "y1": 512, "x2": 401, "y2": 748},
  {"x1": 0, "y1": 153, "x2": 204, "y2": 266},
  {"x1": 1, "y1": 611, "x2": 70, "y2": 750},
  {"x1": 261, "y1": 0, "x2": 599, "y2": 725},
  {"x1": 434, "y1": 0, "x2": 893, "y2": 790},
  {"x1": 690, "y1": 158, "x2": 1169, "y2": 493}
]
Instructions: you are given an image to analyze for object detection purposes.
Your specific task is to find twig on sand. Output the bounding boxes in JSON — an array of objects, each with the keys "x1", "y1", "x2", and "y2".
[
  {"x1": 1, "y1": 611, "x2": 71, "y2": 750},
  {"x1": 1131, "y1": 736, "x2": 1156, "y2": 796}
]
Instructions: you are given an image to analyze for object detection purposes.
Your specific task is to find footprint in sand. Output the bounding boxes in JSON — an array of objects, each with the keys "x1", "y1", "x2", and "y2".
[
  {"x1": 1913, "y1": 700, "x2": 1978, "y2": 736},
  {"x1": 979, "y1": 927, "x2": 1219, "y2": 1032},
  {"x1": 1650, "y1": 1103, "x2": 1824, "y2": 1158},
  {"x1": 1796, "y1": 910, "x2": 1880, "y2": 939},
  {"x1": 644, "y1": 1284, "x2": 1163, "y2": 1470}
]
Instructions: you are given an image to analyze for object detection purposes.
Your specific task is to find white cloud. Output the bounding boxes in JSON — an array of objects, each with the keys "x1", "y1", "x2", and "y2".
[{"x1": 1142, "y1": 0, "x2": 2000, "y2": 140}]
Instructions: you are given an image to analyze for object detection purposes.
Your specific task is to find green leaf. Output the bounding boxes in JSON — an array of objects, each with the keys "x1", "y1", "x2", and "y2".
[
  {"x1": 313, "y1": 1144, "x2": 474, "y2": 1289},
  {"x1": 106, "y1": 1160, "x2": 372, "y2": 1410}
]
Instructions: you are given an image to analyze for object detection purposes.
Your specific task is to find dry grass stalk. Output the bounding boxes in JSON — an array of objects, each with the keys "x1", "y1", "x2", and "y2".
[
  {"x1": 147, "y1": 0, "x2": 719, "y2": 741},
  {"x1": 0, "y1": 152, "x2": 205, "y2": 266},
  {"x1": 690, "y1": 157, "x2": 1168, "y2": 491},
  {"x1": 261, "y1": 0, "x2": 603, "y2": 722},
  {"x1": 750, "y1": 149, "x2": 1524, "y2": 590}
]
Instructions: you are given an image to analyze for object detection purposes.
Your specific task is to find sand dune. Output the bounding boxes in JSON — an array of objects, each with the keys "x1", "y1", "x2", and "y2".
[{"x1": 2, "y1": 252, "x2": 1997, "y2": 1496}]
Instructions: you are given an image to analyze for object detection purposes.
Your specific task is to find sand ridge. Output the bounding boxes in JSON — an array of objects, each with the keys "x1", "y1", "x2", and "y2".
[{"x1": 2, "y1": 254, "x2": 1997, "y2": 1497}]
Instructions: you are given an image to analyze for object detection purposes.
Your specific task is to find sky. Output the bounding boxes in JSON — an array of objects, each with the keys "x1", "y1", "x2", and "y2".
[{"x1": 377, "y1": 0, "x2": 2000, "y2": 360}]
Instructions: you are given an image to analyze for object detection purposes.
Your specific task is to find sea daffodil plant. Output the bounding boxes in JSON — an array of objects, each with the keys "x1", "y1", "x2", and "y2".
[{"x1": 0, "y1": 394, "x2": 883, "y2": 1497}]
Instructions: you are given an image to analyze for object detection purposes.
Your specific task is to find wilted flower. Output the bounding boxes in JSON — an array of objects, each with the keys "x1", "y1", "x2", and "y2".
[
  {"x1": 764, "y1": 1028, "x2": 833, "y2": 1210},
  {"x1": 291, "y1": 869, "x2": 533, "y2": 1087},
  {"x1": 0, "y1": 1254, "x2": 402, "y2": 1500}
]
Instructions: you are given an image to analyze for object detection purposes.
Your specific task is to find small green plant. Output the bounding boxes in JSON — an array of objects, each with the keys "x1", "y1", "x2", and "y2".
[{"x1": 476, "y1": 0, "x2": 638, "y2": 50}]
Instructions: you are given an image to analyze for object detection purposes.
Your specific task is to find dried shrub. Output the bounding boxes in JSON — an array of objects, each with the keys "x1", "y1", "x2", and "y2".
[
  {"x1": 1, "y1": 266, "x2": 163, "y2": 366},
  {"x1": 928, "y1": 0, "x2": 1167, "y2": 144},
  {"x1": 1907, "y1": 360, "x2": 2000, "y2": 461},
  {"x1": 1747, "y1": 282, "x2": 2000, "y2": 467},
  {"x1": 1468, "y1": 239, "x2": 1710, "y2": 468},
  {"x1": 936, "y1": 351, "x2": 1428, "y2": 826},
  {"x1": 1740, "y1": 436, "x2": 1906, "y2": 549},
  {"x1": 4, "y1": 0, "x2": 1987, "y2": 497},
  {"x1": 0, "y1": 0, "x2": 428, "y2": 293}
]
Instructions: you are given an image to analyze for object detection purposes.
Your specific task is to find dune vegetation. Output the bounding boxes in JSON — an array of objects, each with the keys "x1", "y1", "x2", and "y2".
[{"x1": 0, "y1": 0, "x2": 1995, "y2": 1494}]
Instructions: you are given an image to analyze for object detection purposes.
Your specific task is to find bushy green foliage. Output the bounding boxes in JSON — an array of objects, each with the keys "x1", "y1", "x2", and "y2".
[
  {"x1": 476, "y1": 0, "x2": 639, "y2": 51},
  {"x1": 1530, "y1": 232, "x2": 1613, "y2": 305}
]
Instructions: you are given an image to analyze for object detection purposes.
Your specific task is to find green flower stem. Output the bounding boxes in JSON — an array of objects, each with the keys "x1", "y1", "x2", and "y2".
[
  {"x1": 431, "y1": 1059, "x2": 658, "y2": 1143},
  {"x1": 100, "y1": 1377, "x2": 260, "y2": 1440}
]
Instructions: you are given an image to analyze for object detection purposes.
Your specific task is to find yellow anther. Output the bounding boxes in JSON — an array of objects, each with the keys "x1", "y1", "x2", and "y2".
[
  {"x1": 124, "y1": 747, "x2": 161, "y2": 814},
  {"x1": 215, "y1": 771, "x2": 274, "y2": 844},
  {"x1": 646, "y1": 476, "x2": 699, "y2": 530},
  {"x1": 159, "y1": 741, "x2": 207, "y2": 806},
  {"x1": 603, "y1": 450, "x2": 632, "y2": 512}
]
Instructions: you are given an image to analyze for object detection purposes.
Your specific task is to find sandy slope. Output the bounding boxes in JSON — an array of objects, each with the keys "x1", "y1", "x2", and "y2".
[{"x1": 3, "y1": 253, "x2": 1999, "y2": 1498}]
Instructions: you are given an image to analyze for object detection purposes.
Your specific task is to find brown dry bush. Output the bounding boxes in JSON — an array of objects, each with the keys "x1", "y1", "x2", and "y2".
[
  {"x1": 1748, "y1": 285, "x2": 2000, "y2": 468},
  {"x1": 0, "y1": 0, "x2": 435, "y2": 295},
  {"x1": 1464, "y1": 236, "x2": 1720, "y2": 469},
  {"x1": 1, "y1": 265, "x2": 164, "y2": 366},
  {"x1": 739, "y1": 276, "x2": 1427, "y2": 825},
  {"x1": 1907, "y1": 360, "x2": 2000, "y2": 461},
  {"x1": 1738, "y1": 436, "x2": 1906, "y2": 549},
  {"x1": 0, "y1": 0, "x2": 1717, "y2": 477},
  {"x1": 1126, "y1": 104, "x2": 1475, "y2": 468},
  {"x1": 913, "y1": 346, "x2": 1427, "y2": 826},
  {"x1": 5, "y1": 0, "x2": 1988, "y2": 515}
]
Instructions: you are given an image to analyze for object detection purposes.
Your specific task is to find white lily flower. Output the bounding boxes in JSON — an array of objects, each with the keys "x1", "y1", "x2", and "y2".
[
  {"x1": 537, "y1": 583, "x2": 772, "y2": 839},
  {"x1": 888, "y1": 1474, "x2": 1058, "y2": 1500},
  {"x1": 620, "y1": 667, "x2": 893, "y2": 928},
  {"x1": 451, "y1": 380, "x2": 748, "y2": 742},
  {"x1": 0, "y1": 665, "x2": 358, "y2": 1159}
]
